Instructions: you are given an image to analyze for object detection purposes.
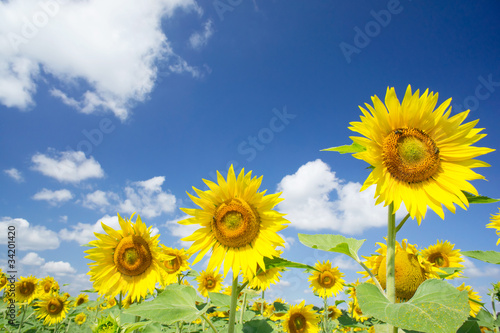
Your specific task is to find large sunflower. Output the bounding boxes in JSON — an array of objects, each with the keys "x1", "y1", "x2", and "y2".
[
  {"x1": 349, "y1": 85, "x2": 494, "y2": 222},
  {"x1": 15, "y1": 275, "x2": 38, "y2": 304},
  {"x1": 85, "y1": 213, "x2": 165, "y2": 303},
  {"x1": 486, "y1": 208, "x2": 500, "y2": 245},
  {"x1": 308, "y1": 260, "x2": 345, "y2": 298},
  {"x1": 180, "y1": 165, "x2": 289, "y2": 277},
  {"x1": 282, "y1": 301, "x2": 320, "y2": 333},
  {"x1": 421, "y1": 240, "x2": 464, "y2": 278},
  {"x1": 35, "y1": 293, "x2": 71, "y2": 326}
]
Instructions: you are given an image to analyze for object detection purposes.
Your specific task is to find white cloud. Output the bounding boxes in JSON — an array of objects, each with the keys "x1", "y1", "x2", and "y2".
[
  {"x1": 59, "y1": 215, "x2": 68, "y2": 223},
  {"x1": 4, "y1": 168, "x2": 24, "y2": 182},
  {"x1": 20, "y1": 252, "x2": 45, "y2": 266},
  {"x1": 40, "y1": 261, "x2": 76, "y2": 276},
  {"x1": 189, "y1": 19, "x2": 213, "y2": 50},
  {"x1": 165, "y1": 215, "x2": 198, "y2": 247},
  {"x1": 0, "y1": 217, "x2": 59, "y2": 250},
  {"x1": 277, "y1": 159, "x2": 406, "y2": 235},
  {"x1": 463, "y1": 257, "x2": 500, "y2": 278},
  {"x1": 82, "y1": 190, "x2": 113, "y2": 210},
  {"x1": 59, "y1": 214, "x2": 119, "y2": 245},
  {"x1": 32, "y1": 150, "x2": 104, "y2": 183},
  {"x1": 0, "y1": 0, "x2": 203, "y2": 119},
  {"x1": 33, "y1": 188, "x2": 73, "y2": 205}
]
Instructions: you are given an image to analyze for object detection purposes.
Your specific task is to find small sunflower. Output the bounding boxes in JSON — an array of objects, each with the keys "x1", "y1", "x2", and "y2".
[
  {"x1": 349, "y1": 85, "x2": 494, "y2": 223},
  {"x1": 282, "y1": 300, "x2": 320, "y2": 333},
  {"x1": 197, "y1": 270, "x2": 223, "y2": 297},
  {"x1": 348, "y1": 301, "x2": 369, "y2": 323},
  {"x1": 269, "y1": 299, "x2": 288, "y2": 321},
  {"x1": 421, "y1": 240, "x2": 464, "y2": 278},
  {"x1": 325, "y1": 305, "x2": 342, "y2": 320},
  {"x1": 74, "y1": 313, "x2": 87, "y2": 325},
  {"x1": 245, "y1": 266, "x2": 284, "y2": 291},
  {"x1": 180, "y1": 165, "x2": 289, "y2": 277},
  {"x1": 38, "y1": 276, "x2": 59, "y2": 295},
  {"x1": 93, "y1": 314, "x2": 120, "y2": 333},
  {"x1": 486, "y1": 208, "x2": 500, "y2": 245},
  {"x1": 15, "y1": 275, "x2": 38, "y2": 304},
  {"x1": 99, "y1": 296, "x2": 117, "y2": 310},
  {"x1": 363, "y1": 240, "x2": 438, "y2": 301},
  {"x1": 309, "y1": 260, "x2": 345, "y2": 298},
  {"x1": 0, "y1": 269, "x2": 7, "y2": 291},
  {"x1": 457, "y1": 283, "x2": 482, "y2": 317},
  {"x1": 85, "y1": 213, "x2": 164, "y2": 303},
  {"x1": 35, "y1": 293, "x2": 70, "y2": 326},
  {"x1": 159, "y1": 246, "x2": 190, "y2": 285},
  {"x1": 75, "y1": 293, "x2": 89, "y2": 307}
]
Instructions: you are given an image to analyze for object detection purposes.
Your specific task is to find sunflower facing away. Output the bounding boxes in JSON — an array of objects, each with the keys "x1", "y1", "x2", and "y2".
[
  {"x1": 282, "y1": 300, "x2": 320, "y2": 333},
  {"x1": 180, "y1": 165, "x2": 289, "y2": 277},
  {"x1": 486, "y1": 208, "x2": 500, "y2": 245},
  {"x1": 38, "y1": 276, "x2": 59, "y2": 296},
  {"x1": 35, "y1": 292, "x2": 71, "y2": 326},
  {"x1": 421, "y1": 240, "x2": 464, "y2": 278},
  {"x1": 197, "y1": 270, "x2": 223, "y2": 297},
  {"x1": 85, "y1": 213, "x2": 165, "y2": 303},
  {"x1": 15, "y1": 275, "x2": 38, "y2": 304},
  {"x1": 349, "y1": 85, "x2": 494, "y2": 222},
  {"x1": 308, "y1": 260, "x2": 345, "y2": 298}
]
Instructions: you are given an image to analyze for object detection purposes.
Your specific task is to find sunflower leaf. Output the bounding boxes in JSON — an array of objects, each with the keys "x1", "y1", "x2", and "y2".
[
  {"x1": 462, "y1": 250, "x2": 500, "y2": 265},
  {"x1": 356, "y1": 279, "x2": 469, "y2": 333},
  {"x1": 263, "y1": 256, "x2": 315, "y2": 271},
  {"x1": 123, "y1": 284, "x2": 205, "y2": 325},
  {"x1": 436, "y1": 266, "x2": 464, "y2": 279},
  {"x1": 298, "y1": 234, "x2": 366, "y2": 261},
  {"x1": 321, "y1": 142, "x2": 366, "y2": 154},
  {"x1": 463, "y1": 192, "x2": 500, "y2": 204},
  {"x1": 208, "y1": 292, "x2": 232, "y2": 310}
]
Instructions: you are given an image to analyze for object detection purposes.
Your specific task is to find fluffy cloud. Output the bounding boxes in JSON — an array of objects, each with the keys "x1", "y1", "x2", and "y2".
[
  {"x1": 33, "y1": 188, "x2": 73, "y2": 205},
  {"x1": 0, "y1": 0, "x2": 203, "y2": 119},
  {"x1": 165, "y1": 215, "x2": 198, "y2": 247},
  {"x1": 20, "y1": 252, "x2": 45, "y2": 266},
  {"x1": 4, "y1": 168, "x2": 24, "y2": 182},
  {"x1": 82, "y1": 176, "x2": 176, "y2": 218},
  {"x1": 189, "y1": 20, "x2": 213, "y2": 50},
  {"x1": 41, "y1": 261, "x2": 76, "y2": 276},
  {"x1": 463, "y1": 257, "x2": 500, "y2": 278},
  {"x1": 277, "y1": 159, "x2": 406, "y2": 234},
  {"x1": 0, "y1": 217, "x2": 59, "y2": 250},
  {"x1": 59, "y1": 214, "x2": 119, "y2": 245},
  {"x1": 32, "y1": 150, "x2": 104, "y2": 183}
]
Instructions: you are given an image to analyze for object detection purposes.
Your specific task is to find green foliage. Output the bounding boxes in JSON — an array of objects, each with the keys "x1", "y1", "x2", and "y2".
[
  {"x1": 263, "y1": 256, "x2": 315, "y2": 271},
  {"x1": 208, "y1": 292, "x2": 232, "y2": 310},
  {"x1": 462, "y1": 250, "x2": 500, "y2": 264},
  {"x1": 463, "y1": 192, "x2": 500, "y2": 204},
  {"x1": 321, "y1": 142, "x2": 366, "y2": 154},
  {"x1": 356, "y1": 279, "x2": 470, "y2": 333},
  {"x1": 298, "y1": 233, "x2": 366, "y2": 261},
  {"x1": 436, "y1": 267, "x2": 464, "y2": 279}
]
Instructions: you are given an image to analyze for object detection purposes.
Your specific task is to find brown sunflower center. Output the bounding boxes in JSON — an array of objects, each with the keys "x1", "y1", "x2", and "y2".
[
  {"x1": 0, "y1": 276, "x2": 7, "y2": 288},
  {"x1": 205, "y1": 277, "x2": 216, "y2": 290},
  {"x1": 164, "y1": 256, "x2": 181, "y2": 274},
  {"x1": 290, "y1": 313, "x2": 307, "y2": 333},
  {"x1": 114, "y1": 235, "x2": 152, "y2": 276},
  {"x1": 19, "y1": 281, "x2": 35, "y2": 296},
  {"x1": 76, "y1": 297, "x2": 86, "y2": 306},
  {"x1": 47, "y1": 298, "x2": 64, "y2": 315},
  {"x1": 383, "y1": 128, "x2": 440, "y2": 183},
  {"x1": 428, "y1": 252, "x2": 449, "y2": 267},
  {"x1": 43, "y1": 282, "x2": 52, "y2": 293},
  {"x1": 212, "y1": 198, "x2": 260, "y2": 248},
  {"x1": 318, "y1": 271, "x2": 336, "y2": 288}
]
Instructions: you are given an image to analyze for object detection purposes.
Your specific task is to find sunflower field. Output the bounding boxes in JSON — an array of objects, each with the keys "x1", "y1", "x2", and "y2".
[{"x1": 1, "y1": 86, "x2": 500, "y2": 333}]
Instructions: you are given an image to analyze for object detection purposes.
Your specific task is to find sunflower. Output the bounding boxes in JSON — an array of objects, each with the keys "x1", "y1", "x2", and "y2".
[
  {"x1": 159, "y1": 246, "x2": 190, "y2": 285},
  {"x1": 85, "y1": 213, "x2": 164, "y2": 303},
  {"x1": 94, "y1": 314, "x2": 120, "y2": 333},
  {"x1": 349, "y1": 85, "x2": 494, "y2": 223},
  {"x1": 348, "y1": 301, "x2": 369, "y2": 323},
  {"x1": 75, "y1": 293, "x2": 89, "y2": 307},
  {"x1": 421, "y1": 240, "x2": 464, "y2": 278},
  {"x1": 35, "y1": 293, "x2": 70, "y2": 325},
  {"x1": 325, "y1": 305, "x2": 342, "y2": 320},
  {"x1": 309, "y1": 261, "x2": 345, "y2": 298},
  {"x1": 99, "y1": 296, "x2": 117, "y2": 310},
  {"x1": 363, "y1": 239, "x2": 438, "y2": 301},
  {"x1": 457, "y1": 283, "x2": 482, "y2": 317},
  {"x1": 269, "y1": 299, "x2": 288, "y2": 321},
  {"x1": 74, "y1": 313, "x2": 87, "y2": 325},
  {"x1": 282, "y1": 300, "x2": 320, "y2": 333},
  {"x1": 486, "y1": 208, "x2": 500, "y2": 245},
  {"x1": 197, "y1": 270, "x2": 223, "y2": 297},
  {"x1": 179, "y1": 165, "x2": 289, "y2": 277},
  {"x1": 38, "y1": 276, "x2": 59, "y2": 296},
  {"x1": 0, "y1": 269, "x2": 7, "y2": 291},
  {"x1": 245, "y1": 266, "x2": 284, "y2": 291},
  {"x1": 15, "y1": 275, "x2": 38, "y2": 304}
]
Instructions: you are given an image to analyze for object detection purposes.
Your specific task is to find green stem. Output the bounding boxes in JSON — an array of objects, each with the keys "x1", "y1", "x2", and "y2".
[
  {"x1": 322, "y1": 296, "x2": 328, "y2": 333},
  {"x1": 227, "y1": 274, "x2": 239, "y2": 333},
  {"x1": 260, "y1": 290, "x2": 265, "y2": 315},
  {"x1": 386, "y1": 203, "x2": 398, "y2": 333},
  {"x1": 239, "y1": 290, "x2": 247, "y2": 324},
  {"x1": 201, "y1": 314, "x2": 219, "y2": 333},
  {"x1": 356, "y1": 258, "x2": 386, "y2": 296},
  {"x1": 491, "y1": 293, "x2": 499, "y2": 333},
  {"x1": 17, "y1": 305, "x2": 27, "y2": 333},
  {"x1": 395, "y1": 213, "x2": 410, "y2": 233}
]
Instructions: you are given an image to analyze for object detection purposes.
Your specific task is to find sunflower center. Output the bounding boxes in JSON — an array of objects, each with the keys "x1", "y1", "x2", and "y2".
[
  {"x1": 428, "y1": 253, "x2": 449, "y2": 267},
  {"x1": 0, "y1": 276, "x2": 7, "y2": 288},
  {"x1": 114, "y1": 235, "x2": 152, "y2": 276},
  {"x1": 290, "y1": 313, "x2": 307, "y2": 333},
  {"x1": 19, "y1": 281, "x2": 35, "y2": 295},
  {"x1": 383, "y1": 128, "x2": 440, "y2": 183},
  {"x1": 43, "y1": 282, "x2": 52, "y2": 293},
  {"x1": 47, "y1": 298, "x2": 63, "y2": 315},
  {"x1": 205, "y1": 277, "x2": 216, "y2": 290},
  {"x1": 76, "y1": 298, "x2": 85, "y2": 306},
  {"x1": 212, "y1": 198, "x2": 260, "y2": 248},
  {"x1": 318, "y1": 271, "x2": 336, "y2": 288},
  {"x1": 164, "y1": 256, "x2": 181, "y2": 274}
]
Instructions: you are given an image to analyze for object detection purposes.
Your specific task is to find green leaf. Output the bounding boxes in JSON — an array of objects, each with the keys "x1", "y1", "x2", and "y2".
[
  {"x1": 357, "y1": 279, "x2": 469, "y2": 333},
  {"x1": 263, "y1": 256, "x2": 315, "y2": 271},
  {"x1": 463, "y1": 192, "x2": 500, "y2": 204},
  {"x1": 208, "y1": 292, "x2": 232, "y2": 310},
  {"x1": 122, "y1": 321, "x2": 153, "y2": 333},
  {"x1": 436, "y1": 267, "x2": 464, "y2": 279},
  {"x1": 475, "y1": 309, "x2": 495, "y2": 329},
  {"x1": 457, "y1": 319, "x2": 481, "y2": 333},
  {"x1": 298, "y1": 234, "x2": 366, "y2": 261},
  {"x1": 242, "y1": 319, "x2": 274, "y2": 333},
  {"x1": 321, "y1": 142, "x2": 366, "y2": 154},
  {"x1": 462, "y1": 250, "x2": 500, "y2": 265},
  {"x1": 123, "y1": 284, "x2": 204, "y2": 325}
]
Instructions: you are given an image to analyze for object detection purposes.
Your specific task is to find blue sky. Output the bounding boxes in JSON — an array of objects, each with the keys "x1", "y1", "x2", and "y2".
[{"x1": 1, "y1": 0, "x2": 500, "y2": 309}]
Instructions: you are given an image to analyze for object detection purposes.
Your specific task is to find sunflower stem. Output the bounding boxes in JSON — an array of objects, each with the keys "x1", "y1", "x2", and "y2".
[
  {"x1": 260, "y1": 290, "x2": 265, "y2": 315},
  {"x1": 239, "y1": 289, "x2": 247, "y2": 324},
  {"x1": 386, "y1": 203, "x2": 398, "y2": 333},
  {"x1": 356, "y1": 258, "x2": 386, "y2": 296},
  {"x1": 17, "y1": 305, "x2": 27, "y2": 333},
  {"x1": 201, "y1": 313, "x2": 219, "y2": 333},
  {"x1": 227, "y1": 274, "x2": 239, "y2": 333},
  {"x1": 322, "y1": 296, "x2": 329, "y2": 333},
  {"x1": 395, "y1": 213, "x2": 410, "y2": 233}
]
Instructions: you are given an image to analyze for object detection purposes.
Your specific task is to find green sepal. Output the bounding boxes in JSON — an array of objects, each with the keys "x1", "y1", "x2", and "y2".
[
  {"x1": 298, "y1": 233, "x2": 365, "y2": 261},
  {"x1": 462, "y1": 250, "x2": 500, "y2": 265},
  {"x1": 463, "y1": 192, "x2": 500, "y2": 204},
  {"x1": 321, "y1": 142, "x2": 366, "y2": 154}
]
